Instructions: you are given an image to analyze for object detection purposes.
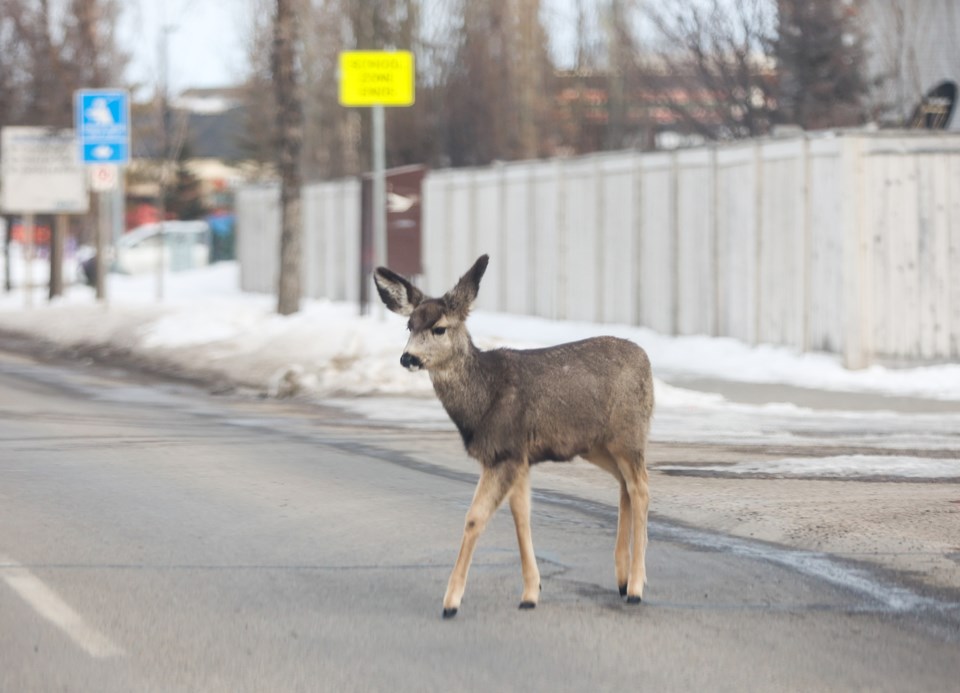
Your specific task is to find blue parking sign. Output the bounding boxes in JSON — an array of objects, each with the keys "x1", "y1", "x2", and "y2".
[{"x1": 75, "y1": 89, "x2": 130, "y2": 165}]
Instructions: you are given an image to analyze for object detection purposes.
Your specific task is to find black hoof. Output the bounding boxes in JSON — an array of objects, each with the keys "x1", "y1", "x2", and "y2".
[
  {"x1": 626, "y1": 595, "x2": 642, "y2": 605},
  {"x1": 619, "y1": 584, "x2": 628, "y2": 597},
  {"x1": 518, "y1": 601, "x2": 537, "y2": 610},
  {"x1": 442, "y1": 607, "x2": 458, "y2": 619}
]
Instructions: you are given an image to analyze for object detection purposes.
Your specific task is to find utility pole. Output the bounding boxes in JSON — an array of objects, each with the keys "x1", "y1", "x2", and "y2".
[{"x1": 156, "y1": 23, "x2": 176, "y2": 302}]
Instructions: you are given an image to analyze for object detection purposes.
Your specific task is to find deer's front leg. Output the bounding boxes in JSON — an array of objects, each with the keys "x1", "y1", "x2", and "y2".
[
  {"x1": 443, "y1": 464, "x2": 516, "y2": 618},
  {"x1": 509, "y1": 462, "x2": 540, "y2": 609}
]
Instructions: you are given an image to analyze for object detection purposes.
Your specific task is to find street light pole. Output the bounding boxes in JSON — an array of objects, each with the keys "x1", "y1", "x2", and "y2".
[{"x1": 156, "y1": 23, "x2": 176, "y2": 302}]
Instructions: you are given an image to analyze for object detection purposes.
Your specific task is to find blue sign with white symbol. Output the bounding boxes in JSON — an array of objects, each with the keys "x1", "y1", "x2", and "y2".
[{"x1": 74, "y1": 89, "x2": 130, "y2": 164}]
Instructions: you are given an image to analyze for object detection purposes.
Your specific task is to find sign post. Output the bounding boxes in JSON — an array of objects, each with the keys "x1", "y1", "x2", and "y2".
[
  {"x1": 75, "y1": 88, "x2": 130, "y2": 302},
  {"x1": 338, "y1": 50, "x2": 415, "y2": 314}
]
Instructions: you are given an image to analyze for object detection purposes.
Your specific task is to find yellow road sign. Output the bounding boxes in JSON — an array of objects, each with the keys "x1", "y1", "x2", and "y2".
[{"x1": 339, "y1": 51, "x2": 415, "y2": 107}]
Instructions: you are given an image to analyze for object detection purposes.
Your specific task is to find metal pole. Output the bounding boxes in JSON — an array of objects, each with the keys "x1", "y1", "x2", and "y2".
[
  {"x1": 49, "y1": 213, "x2": 66, "y2": 299},
  {"x1": 24, "y1": 213, "x2": 34, "y2": 308},
  {"x1": 156, "y1": 23, "x2": 175, "y2": 302},
  {"x1": 96, "y1": 191, "x2": 109, "y2": 302},
  {"x1": 372, "y1": 104, "x2": 387, "y2": 271},
  {"x1": 372, "y1": 105, "x2": 387, "y2": 319}
]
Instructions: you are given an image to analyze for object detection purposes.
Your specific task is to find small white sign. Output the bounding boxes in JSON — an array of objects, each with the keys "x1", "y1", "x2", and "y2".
[
  {"x1": 89, "y1": 163, "x2": 118, "y2": 192},
  {"x1": 1, "y1": 127, "x2": 88, "y2": 213}
]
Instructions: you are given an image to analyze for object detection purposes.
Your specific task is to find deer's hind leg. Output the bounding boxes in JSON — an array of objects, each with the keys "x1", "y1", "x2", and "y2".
[
  {"x1": 616, "y1": 480, "x2": 632, "y2": 596},
  {"x1": 584, "y1": 448, "x2": 631, "y2": 597},
  {"x1": 615, "y1": 449, "x2": 649, "y2": 603},
  {"x1": 443, "y1": 463, "x2": 517, "y2": 618},
  {"x1": 508, "y1": 461, "x2": 541, "y2": 609}
]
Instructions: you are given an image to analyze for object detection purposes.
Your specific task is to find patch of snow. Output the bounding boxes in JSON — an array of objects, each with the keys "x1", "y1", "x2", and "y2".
[{"x1": 661, "y1": 455, "x2": 960, "y2": 480}]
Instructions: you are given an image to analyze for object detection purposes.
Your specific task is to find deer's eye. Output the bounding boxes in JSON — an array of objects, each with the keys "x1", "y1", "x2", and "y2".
[{"x1": 431, "y1": 326, "x2": 447, "y2": 337}]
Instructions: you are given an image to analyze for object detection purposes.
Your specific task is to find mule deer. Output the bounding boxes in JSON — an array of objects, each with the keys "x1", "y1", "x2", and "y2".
[{"x1": 374, "y1": 255, "x2": 654, "y2": 618}]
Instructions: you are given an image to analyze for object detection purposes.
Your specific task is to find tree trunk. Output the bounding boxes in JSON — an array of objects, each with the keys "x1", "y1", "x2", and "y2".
[
  {"x1": 274, "y1": 0, "x2": 304, "y2": 316},
  {"x1": 49, "y1": 214, "x2": 66, "y2": 299},
  {"x1": 3, "y1": 216, "x2": 11, "y2": 293}
]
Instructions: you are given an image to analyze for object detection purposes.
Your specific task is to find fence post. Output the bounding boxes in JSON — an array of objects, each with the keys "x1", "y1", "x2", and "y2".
[
  {"x1": 801, "y1": 136, "x2": 812, "y2": 352},
  {"x1": 841, "y1": 135, "x2": 871, "y2": 368},
  {"x1": 669, "y1": 151, "x2": 680, "y2": 335},
  {"x1": 752, "y1": 141, "x2": 763, "y2": 345},
  {"x1": 556, "y1": 158, "x2": 567, "y2": 321},
  {"x1": 710, "y1": 145, "x2": 720, "y2": 337}
]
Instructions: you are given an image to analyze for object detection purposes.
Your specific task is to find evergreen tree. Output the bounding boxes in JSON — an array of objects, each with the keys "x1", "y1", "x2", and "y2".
[
  {"x1": 774, "y1": 0, "x2": 870, "y2": 129},
  {"x1": 165, "y1": 142, "x2": 207, "y2": 221}
]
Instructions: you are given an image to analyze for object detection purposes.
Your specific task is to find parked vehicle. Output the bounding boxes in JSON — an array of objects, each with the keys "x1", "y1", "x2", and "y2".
[{"x1": 79, "y1": 220, "x2": 211, "y2": 285}]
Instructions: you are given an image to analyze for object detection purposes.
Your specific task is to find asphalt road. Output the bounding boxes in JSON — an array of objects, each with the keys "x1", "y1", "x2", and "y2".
[{"x1": 2, "y1": 348, "x2": 959, "y2": 692}]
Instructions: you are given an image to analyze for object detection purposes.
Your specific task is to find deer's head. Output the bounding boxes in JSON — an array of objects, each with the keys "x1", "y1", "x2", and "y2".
[{"x1": 374, "y1": 255, "x2": 489, "y2": 372}]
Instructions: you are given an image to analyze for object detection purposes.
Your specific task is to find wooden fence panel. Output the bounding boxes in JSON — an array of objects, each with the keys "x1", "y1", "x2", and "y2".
[
  {"x1": 758, "y1": 139, "x2": 807, "y2": 350},
  {"x1": 561, "y1": 157, "x2": 601, "y2": 321},
  {"x1": 715, "y1": 143, "x2": 758, "y2": 344},
  {"x1": 676, "y1": 148, "x2": 716, "y2": 336},
  {"x1": 448, "y1": 169, "x2": 477, "y2": 296},
  {"x1": 530, "y1": 161, "x2": 562, "y2": 320},
  {"x1": 638, "y1": 153, "x2": 676, "y2": 334},
  {"x1": 236, "y1": 184, "x2": 279, "y2": 294},
  {"x1": 472, "y1": 168, "x2": 504, "y2": 312},
  {"x1": 422, "y1": 174, "x2": 451, "y2": 296},
  {"x1": 807, "y1": 138, "x2": 846, "y2": 354},
  {"x1": 598, "y1": 153, "x2": 640, "y2": 325},
  {"x1": 502, "y1": 163, "x2": 535, "y2": 315},
  {"x1": 950, "y1": 155, "x2": 960, "y2": 359}
]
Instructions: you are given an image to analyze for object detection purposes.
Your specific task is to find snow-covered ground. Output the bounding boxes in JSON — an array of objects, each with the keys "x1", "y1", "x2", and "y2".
[{"x1": 1, "y1": 256, "x2": 958, "y2": 479}]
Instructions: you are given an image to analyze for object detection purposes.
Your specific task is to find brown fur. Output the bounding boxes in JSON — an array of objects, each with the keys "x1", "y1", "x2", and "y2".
[{"x1": 374, "y1": 255, "x2": 654, "y2": 617}]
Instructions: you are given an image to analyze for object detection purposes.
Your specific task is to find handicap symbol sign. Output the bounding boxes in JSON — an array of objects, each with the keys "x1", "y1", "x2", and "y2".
[{"x1": 74, "y1": 89, "x2": 130, "y2": 164}]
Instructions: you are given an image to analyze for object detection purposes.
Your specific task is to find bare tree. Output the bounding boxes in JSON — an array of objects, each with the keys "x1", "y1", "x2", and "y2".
[
  {"x1": 603, "y1": 0, "x2": 642, "y2": 149},
  {"x1": 273, "y1": 0, "x2": 304, "y2": 316},
  {"x1": 237, "y1": 0, "x2": 279, "y2": 178},
  {"x1": 646, "y1": 0, "x2": 779, "y2": 140},
  {"x1": 0, "y1": 0, "x2": 125, "y2": 126},
  {"x1": 646, "y1": 0, "x2": 873, "y2": 141},
  {"x1": 439, "y1": 0, "x2": 554, "y2": 165}
]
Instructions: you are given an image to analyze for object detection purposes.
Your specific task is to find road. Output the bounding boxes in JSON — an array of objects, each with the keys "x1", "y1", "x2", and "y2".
[{"x1": 2, "y1": 348, "x2": 959, "y2": 692}]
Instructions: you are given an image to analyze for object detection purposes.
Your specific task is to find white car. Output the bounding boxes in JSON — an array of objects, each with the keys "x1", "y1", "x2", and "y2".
[
  {"x1": 114, "y1": 221, "x2": 211, "y2": 275},
  {"x1": 79, "y1": 220, "x2": 212, "y2": 284}
]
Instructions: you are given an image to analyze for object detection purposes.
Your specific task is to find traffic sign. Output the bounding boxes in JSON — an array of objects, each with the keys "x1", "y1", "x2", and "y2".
[
  {"x1": 0, "y1": 127, "x2": 88, "y2": 213},
  {"x1": 339, "y1": 51, "x2": 415, "y2": 107},
  {"x1": 75, "y1": 89, "x2": 130, "y2": 164},
  {"x1": 89, "y1": 163, "x2": 119, "y2": 192}
]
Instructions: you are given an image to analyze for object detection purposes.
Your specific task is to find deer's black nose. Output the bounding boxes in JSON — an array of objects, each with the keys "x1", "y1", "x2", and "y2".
[{"x1": 400, "y1": 352, "x2": 422, "y2": 369}]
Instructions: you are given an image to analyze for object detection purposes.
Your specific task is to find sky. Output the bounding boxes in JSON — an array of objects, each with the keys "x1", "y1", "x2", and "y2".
[
  {"x1": 0, "y1": 254, "x2": 959, "y2": 480},
  {"x1": 120, "y1": 0, "x2": 250, "y2": 96},
  {"x1": 116, "y1": 0, "x2": 600, "y2": 98}
]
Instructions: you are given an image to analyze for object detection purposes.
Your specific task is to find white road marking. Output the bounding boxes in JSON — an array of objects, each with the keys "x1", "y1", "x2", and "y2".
[{"x1": 0, "y1": 556, "x2": 124, "y2": 658}]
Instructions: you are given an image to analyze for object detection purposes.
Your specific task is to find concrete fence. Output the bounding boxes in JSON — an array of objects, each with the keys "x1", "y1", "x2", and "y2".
[{"x1": 236, "y1": 131, "x2": 960, "y2": 367}]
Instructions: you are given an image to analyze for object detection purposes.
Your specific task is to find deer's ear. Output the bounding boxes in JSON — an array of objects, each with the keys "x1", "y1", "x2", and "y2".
[
  {"x1": 374, "y1": 267, "x2": 424, "y2": 316},
  {"x1": 444, "y1": 254, "x2": 488, "y2": 319}
]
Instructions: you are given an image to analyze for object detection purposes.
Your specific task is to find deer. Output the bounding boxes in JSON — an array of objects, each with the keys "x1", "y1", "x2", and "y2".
[{"x1": 373, "y1": 255, "x2": 654, "y2": 618}]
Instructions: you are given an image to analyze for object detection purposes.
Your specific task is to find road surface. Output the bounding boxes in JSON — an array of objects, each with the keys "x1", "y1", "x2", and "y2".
[{"x1": 1, "y1": 348, "x2": 959, "y2": 692}]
